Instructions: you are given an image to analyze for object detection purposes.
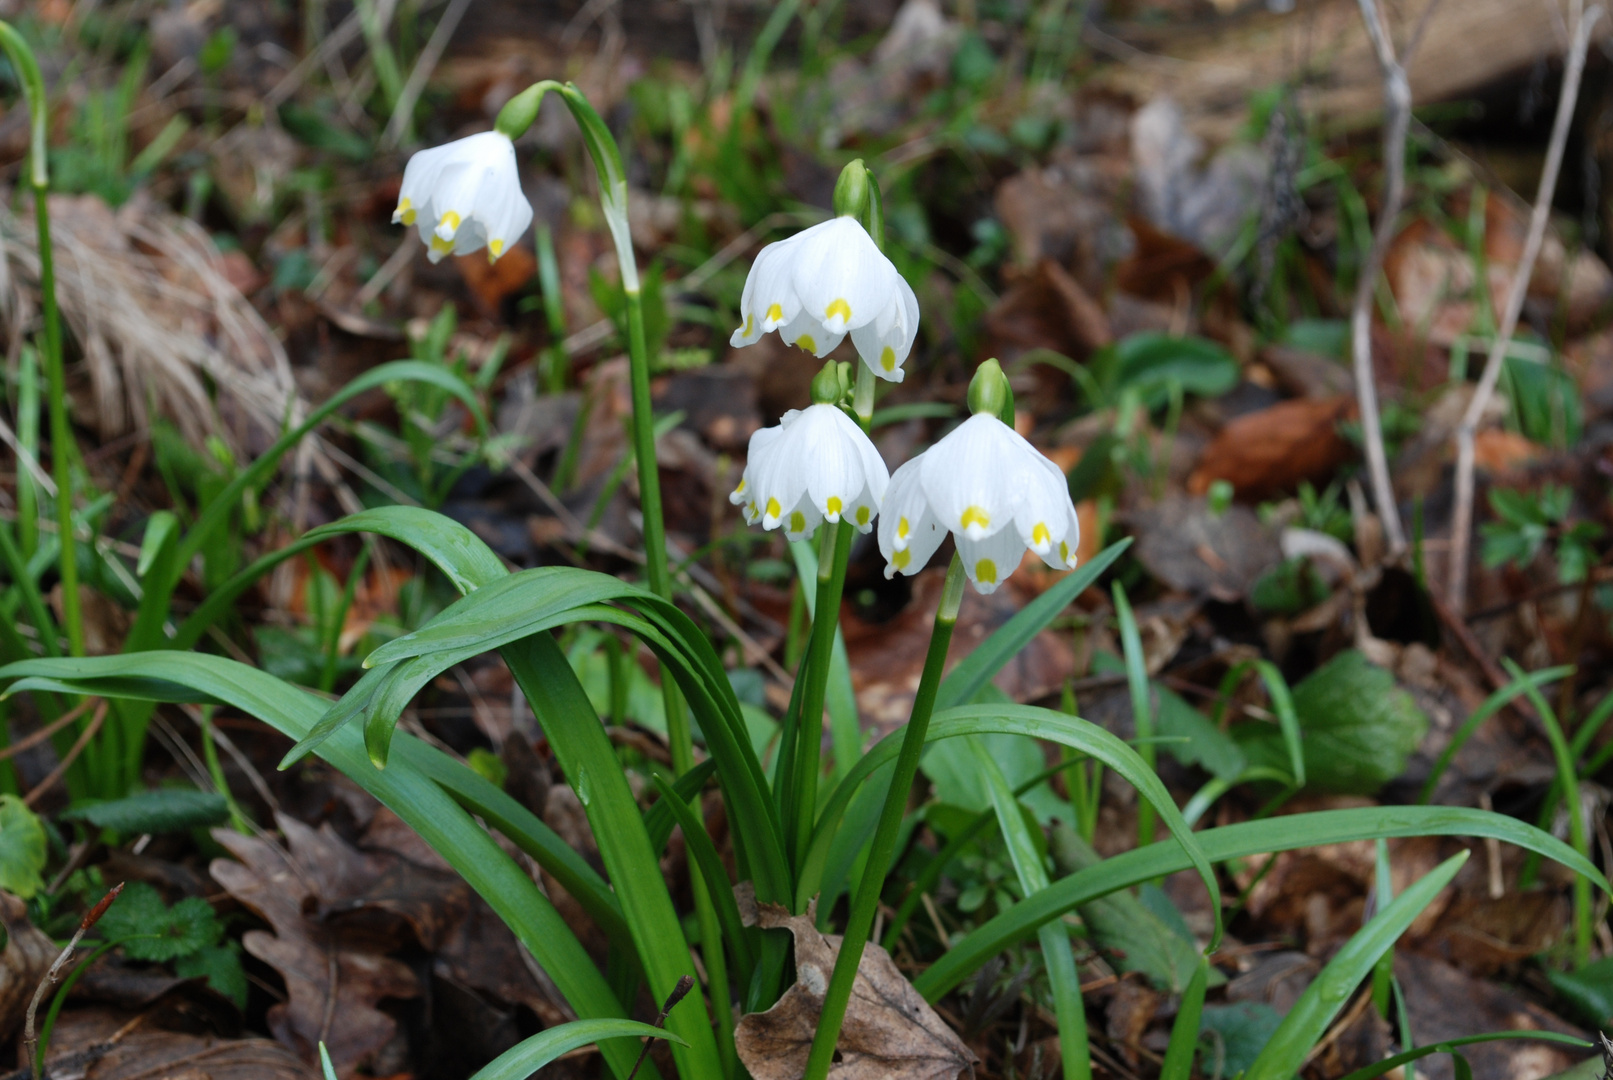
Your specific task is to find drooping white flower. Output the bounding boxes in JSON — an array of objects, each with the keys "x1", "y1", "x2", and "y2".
[
  {"x1": 878, "y1": 413, "x2": 1080, "y2": 594},
  {"x1": 729, "y1": 216, "x2": 920, "y2": 382},
  {"x1": 730, "y1": 403, "x2": 890, "y2": 542},
  {"x1": 393, "y1": 131, "x2": 534, "y2": 264}
]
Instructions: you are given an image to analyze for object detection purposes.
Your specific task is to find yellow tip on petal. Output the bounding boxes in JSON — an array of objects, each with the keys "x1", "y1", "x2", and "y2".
[
  {"x1": 961, "y1": 506, "x2": 991, "y2": 532},
  {"x1": 1059, "y1": 540, "x2": 1071, "y2": 563},
  {"x1": 395, "y1": 197, "x2": 416, "y2": 225},
  {"x1": 736, "y1": 478, "x2": 747, "y2": 493},
  {"x1": 744, "y1": 312, "x2": 755, "y2": 336},
  {"x1": 856, "y1": 506, "x2": 870, "y2": 526},
  {"x1": 765, "y1": 302, "x2": 783, "y2": 324},
  {"x1": 765, "y1": 497, "x2": 782, "y2": 521},
  {"x1": 825, "y1": 298, "x2": 852, "y2": 324},
  {"x1": 489, "y1": 238, "x2": 505, "y2": 259},
  {"x1": 430, "y1": 234, "x2": 454, "y2": 254},
  {"x1": 439, "y1": 209, "x2": 462, "y2": 235},
  {"x1": 880, "y1": 345, "x2": 896, "y2": 372},
  {"x1": 893, "y1": 549, "x2": 911, "y2": 569},
  {"x1": 790, "y1": 511, "x2": 806, "y2": 533},
  {"x1": 796, "y1": 334, "x2": 818, "y2": 354},
  {"x1": 826, "y1": 496, "x2": 843, "y2": 519},
  {"x1": 975, "y1": 558, "x2": 998, "y2": 585},
  {"x1": 1032, "y1": 522, "x2": 1051, "y2": 548},
  {"x1": 897, "y1": 517, "x2": 910, "y2": 539}
]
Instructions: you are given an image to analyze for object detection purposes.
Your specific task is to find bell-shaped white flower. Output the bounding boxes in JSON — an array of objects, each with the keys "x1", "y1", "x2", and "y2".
[
  {"x1": 730, "y1": 403, "x2": 890, "y2": 542},
  {"x1": 878, "y1": 369, "x2": 1079, "y2": 593},
  {"x1": 729, "y1": 216, "x2": 919, "y2": 382},
  {"x1": 393, "y1": 131, "x2": 534, "y2": 264}
]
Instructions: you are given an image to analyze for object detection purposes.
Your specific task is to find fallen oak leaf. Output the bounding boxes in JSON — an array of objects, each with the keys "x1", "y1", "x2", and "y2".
[
  {"x1": 1187, "y1": 395, "x2": 1356, "y2": 502},
  {"x1": 734, "y1": 894, "x2": 976, "y2": 1080}
]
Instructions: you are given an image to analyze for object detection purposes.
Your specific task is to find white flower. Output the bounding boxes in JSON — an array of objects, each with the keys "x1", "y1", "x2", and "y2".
[
  {"x1": 878, "y1": 413, "x2": 1079, "y2": 593},
  {"x1": 729, "y1": 217, "x2": 920, "y2": 382},
  {"x1": 393, "y1": 131, "x2": 534, "y2": 264},
  {"x1": 730, "y1": 404, "x2": 890, "y2": 541}
]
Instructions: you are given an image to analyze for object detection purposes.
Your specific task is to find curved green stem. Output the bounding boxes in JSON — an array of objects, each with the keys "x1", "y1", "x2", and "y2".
[
  {"x1": 802, "y1": 553, "x2": 964, "y2": 1080},
  {"x1": 787, "y1": 520, "x2": 853, "y2": 869},
  {"x1": 0, "y1": 22, "x2": 81, "y2": 658}
]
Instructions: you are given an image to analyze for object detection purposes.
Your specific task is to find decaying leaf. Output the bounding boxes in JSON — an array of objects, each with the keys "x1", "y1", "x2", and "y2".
[
  {"x1": 44, "y1": 1007, "x2": 316, "y2": 1080},
  {"x1": 1187, "y1": 395, "x2": 1356, "y2": 501},
  {"x1": 1129, "y1": 496, "x2": 1282, "y2": 601},
  {"x1": 734, "y1": 897, "x2": 976, "y2": 1080},
  {"x1": 209, "y1": 816, "x2": 421, "y2": 1075},
  {"x1": 0, "y1": 889, "x2": 57, "y2": 1042}
]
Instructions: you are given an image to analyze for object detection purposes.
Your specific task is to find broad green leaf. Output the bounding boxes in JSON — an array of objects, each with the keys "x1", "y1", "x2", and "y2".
[
  {"x1": 1545, "y1": 955, "x2": 1613, "y2": 1025},
  {"x1": 1244, "y1": 852, "x2": 1469, "y2": 1080},
  {"x1": 468, "y1": 1018, "x2": 685, "y2": 1080},
  {"x1": 648, "y1": 774, "x2": 756, "y2": 984},
  {"x1": 0, "y1": 796, "x2": 45, "y2": 898},
  {"x1": 1093, "y1": 333, "x2": 1239, "y2": 408},
  {"x1": 915, "y1": 805, "x2": 1604, "y2": 1001},
  {"x1": 1236, "y1": 650, "x2": 1424, "y2": 794},
  {"x1": 174, "y1": 941, "x2": 248, "y2": 1007},
  {"x1": 97, "y1": 881, "x2": 222, "y2": 961},
  {"x1": 935, "y1": 539, "x2": 1129, "y2": 710},
  {"x1": 920, "y1": 723, "x2": 1070, "y2": 825},
  {"x1": 1155, "y1": 684, "x2": 1244, "y2": 782},
  {"x1": 1200, "y1": 1001, "x2": 1283, "y2": 1077},
  {"x1": 62, "y1": 789, "x2": 228, "y2": 834}
]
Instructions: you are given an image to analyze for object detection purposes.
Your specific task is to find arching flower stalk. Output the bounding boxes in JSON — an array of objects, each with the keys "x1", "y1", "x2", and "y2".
[{"x1": 879, "y1": 359, "x2": 1081, "y2": 592}]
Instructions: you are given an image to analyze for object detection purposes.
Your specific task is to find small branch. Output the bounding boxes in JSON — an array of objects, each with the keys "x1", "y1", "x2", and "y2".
[
  {"x1": 1446, "y1": 3, "x2": 1604, "y2": 613},
  {"x1": 22, "y1": 701, "x2": 105, "y2": 807},
  {"x1": 23, "y1": 882, "x2": 124, "y2": 1076},
  {"x1": 1350, "y1": 0, "x2": 1413, "y2": 559},
  {"x1": 627, "y1": 975, "x2": 694, "y2": 1080}
]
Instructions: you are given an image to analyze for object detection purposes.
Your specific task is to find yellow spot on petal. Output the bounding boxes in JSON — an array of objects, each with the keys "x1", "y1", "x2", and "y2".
[
  {"x1": 489, "y1": 238, "x2": 505, "y2": 259},
  {"x1": 430, "y1": 234, "x2": 454, "y2": 254},
  {"x1": 439, "y1": 210, "x2": 462, "y2": 234},
  {"x1": 744, "y1": 312, "x2": 755, "y2": 336},
  {"x1": 395, "y1": 197, "x2": 416, "y2": 224},
  {"x1": 826, "y1": 496, "x2": 843, "y2": 518},
  {"x1": 825, "y1": 298, "x2": 852, "y2": 324},
  {"x1": 975, "y1": 559, "x2": 998, "y2": 584},
  {"x1": 765, "y1": 497, "x2": 781, "y2": 520},
  {"x1": 1032, "y1": 523, "x2": 1051, "y2": 548},
  {"x1": 880, "y1": 346, "x2": 896, "y2": 372},
  {"x1": 961, "y1": 506, "x2": 991, "y2": 531},
  {"x1": 736, "y1": 478, "x2": 747, "y2": 493},
  {"x1": 1059, "y1": 540, "x2": 1071, "y2": 563},
  {"x1": 893, "y1": 549, "x2": 911, "y2": 569},
  {"x1": 765, "y1": 302, "x2": 783, "y2": 324},
  {"x1": 897, "y1": 517, "x2": 910, "y2": 539},
  {"x1": 856, "y1": 506, "x2": 870, "y2": 526},
  {"x1": 796, "y1": 335, "x2": 818, "y2": 354},
  {"x1": 790, "y1": 511, "x2": 805, "y2": 533}
]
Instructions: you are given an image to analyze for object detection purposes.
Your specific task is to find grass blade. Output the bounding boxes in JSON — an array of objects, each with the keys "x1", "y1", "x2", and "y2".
[
  {"x1": 1112, "y1": 581, "x2": 1155, "y2": 848},
  {"x1": 1160, "y1": 955, "x2": 1209, "y2": 1080},
  {"x1": 1419, "y1": 665, "x2": 1571, "y2": 803},
  {"x1": 1335, "y1": 1032, "x2": 1591, "y2": 1080},
  {"x1": 1244, "y1": 852, "x2": 1469, "y2": 1080},
  {"x1": 469, "y1": 1019, "x2": 685, "y2": 1080}
]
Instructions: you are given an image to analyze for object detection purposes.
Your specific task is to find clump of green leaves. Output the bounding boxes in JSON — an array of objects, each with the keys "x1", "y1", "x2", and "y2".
[
  {"x1": 96, "y1": 881, "x2": 246, "y2": 1006},
  {"x1": 1481, "y1": 484, "x2": 1602, "y2": 584},
  {"x1": 0, "y1": 796, "x2": 46, "y2": 899}
]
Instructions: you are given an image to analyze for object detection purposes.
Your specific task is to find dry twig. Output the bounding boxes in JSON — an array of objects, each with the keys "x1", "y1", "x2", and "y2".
[
  {"x1": 22, "y1": 882, "x2": 124, "y2": 1077},
  {"x1": 1445, "y1": 1, "x2": 1604, "y2": 612},
  {"x1": 1349, "y1": 0, "x2": 1415, "y2": 559}
]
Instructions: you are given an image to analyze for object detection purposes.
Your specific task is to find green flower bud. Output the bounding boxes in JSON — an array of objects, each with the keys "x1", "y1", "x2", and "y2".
[
  {"x1": 833, "y1": 159, "x2": 869, "y2": 219},
  {"x1": 967, "y1": 358, "x2": 1015, "y2": 424},
  {"x1": 811, "y1": 360, "x2": 845, "y2": 405},
  {"x1": 495, "y1": 82, "x2": 552, "y2": 140}
]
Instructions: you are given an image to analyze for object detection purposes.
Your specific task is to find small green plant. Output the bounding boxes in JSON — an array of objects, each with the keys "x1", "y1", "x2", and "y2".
[
  {"x1": 95, "y1": 880, "x2": 247, "y2": 1006},
  {"x1": 1482, "y1": 483, "x2": 1603, "y2": 583}
]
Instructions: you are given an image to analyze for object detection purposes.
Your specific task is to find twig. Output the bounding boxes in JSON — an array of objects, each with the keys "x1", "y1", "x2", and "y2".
[
  {"x1": 23, "y1": 881, "x2": 124, "y2": 1076},
  {"x1": 0, "y1": 697, "x2": 97, "y2": 763},
  {"x1": 23, "y1": 701, "x2": 106, "y2": 807},
  {"x1": 627, "y1": 975, "x2": 694, "y2": 1080},
  {"x1": 1446, "y1": 2, "x2": 1604, "y2": 613},
  {"x1": 381, "y1": 0, "x2": 472, "y2": 150},
  {"x1": 1349, "y1": 0, "x2": 1413, "y2": 559}
]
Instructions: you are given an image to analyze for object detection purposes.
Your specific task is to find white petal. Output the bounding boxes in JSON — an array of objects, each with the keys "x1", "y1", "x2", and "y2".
[
  {"x1": 743, "y1": 237, "x2": 804, "y2": 335},
  {"x1": 778, "y1": 308, "x2": 844, "y2": 359},
  {"x1": 878, "y1": 457, "x2": 946, "y2": 578},
  {"x1": 778, "y1": 493, "x2": 824, "y2": 542},
  {"x1": 790, "y1": 218, "x2": 897, "y2": 336},
  {"x1": 1012, "y1": 445, "x2": 1079, "y2": 559},
  {"x1": 849, "y1": 272, "x2": 919, "y2": 383},
  {"x1": 919, "y1": 413, "x2": 1016, "y2": 542},
  {"x1": 956, "y1": 526, "x2": 1029, "y2": 594}
]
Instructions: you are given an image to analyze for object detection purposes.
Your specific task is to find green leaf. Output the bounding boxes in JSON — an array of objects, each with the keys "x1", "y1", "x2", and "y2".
[
  {"x1": 920, "y1": 724, "x2": 1070, "y2": 825},
  {"x1": 1334, "y1": 1031, "x2": 1592, "y2": 1080},
  {"x1": 1236, "y1": 650, "x2": 1424, "y2": 794},
  {"x1": 1244, "y1": 852, "x2": 1469, "y2": 1080},
  {"x1": 62, "y1": 789, "x2": 229, "y2": 834},
  {"x1": 136, "y1": 511, "x2": 178, "y2": 577},
  {"x1": 174, "y1": 941, "x2": 248, "y2": 1007},
  {"x1": 1200, "y1": 1001, "x2": 1284, "y2": 1077},
  {"x1": 915, "y1": 805, "x2": 1604, "y2": 1002},
  {"x1": 468, "y1": 1018, "x2": 685, "y2": 1080},
  {"x1": 936, "y1": 539, "x2": 1130, "y2": 710},
  {"x1": 1155, "y1": 685, "x2": 1245, "y2": 782},
  {"x1": 0, "y1": 796, "x2": 46, "y2": 898},
  {"x1": 790, "y1": 539, "x2": 861, "y2": 782},
  {"x1": 1161, "y1": 956, "x2": 1209, "y2": 1080},
  {"x1": 1545, "y1": 956, "x2": 1613, "y2": 1025},
  {"x1": 1094, "y1": 333, "x2": 1239, "y2": 408},
  {"x1": 98, "y1": 882, "x2": 222, "y2": 961}
]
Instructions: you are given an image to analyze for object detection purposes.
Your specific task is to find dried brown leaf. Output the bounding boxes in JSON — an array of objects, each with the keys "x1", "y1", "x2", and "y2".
[
  {"x1": 1187, "y1": 395, "x2": 1356, "y2": 501},
  {"x1": 45, "y1": 1007, "x2": 316, "y2": 1080},
  {"x1": 734, "y1": 898, "x2": 976, "y2": 1080}
]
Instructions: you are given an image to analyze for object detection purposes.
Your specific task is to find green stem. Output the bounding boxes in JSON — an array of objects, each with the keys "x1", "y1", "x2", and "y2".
[
  {"x1": 0, "y1": 23, "x2": 81, "y2": 658},
  {"x1": 802, "y1": 553, "x2": 964, "y2": 1080},
  {"x1": 788, "y1": 521, "x2": 853, "y2": 868},
  {"x1": 198, "y1": 705, "x2": 250, "y2": 833}
]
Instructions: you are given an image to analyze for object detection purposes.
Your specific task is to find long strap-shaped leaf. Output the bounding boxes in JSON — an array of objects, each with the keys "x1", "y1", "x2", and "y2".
[
  {"x1": 1244, "y1": 851, "x2": 1469, "y2": 1080},
  {"x1": 468, "y1": 1019, "x2": 685, "y2": 1080},
  {"x1": 916, "y1": 805, "x2": 1607, "y2": 1001},
  {"x1": 797, "y1": 704, "x2": 1223, "y2": 945},
  {"x1": 0, "y1": 652, "x2": 650, "y2": 1080}
]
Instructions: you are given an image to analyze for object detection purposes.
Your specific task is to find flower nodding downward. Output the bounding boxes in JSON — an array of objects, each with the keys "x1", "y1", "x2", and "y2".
[
  {"x1": 729, "y1": 216, "x2": 919, "y2": 384},
  {"x1": 729, "y1": 403, "x2": 890, "y2": 542},
  {"x1": 393, "y1": 131, "x2": 534, "y2": 265}
]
